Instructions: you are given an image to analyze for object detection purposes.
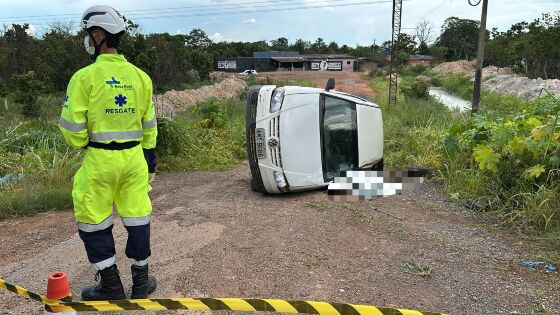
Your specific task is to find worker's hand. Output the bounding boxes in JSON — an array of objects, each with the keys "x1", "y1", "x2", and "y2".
[{"x1": 149, "y1": 173, "x2": 155, "y2": 184}]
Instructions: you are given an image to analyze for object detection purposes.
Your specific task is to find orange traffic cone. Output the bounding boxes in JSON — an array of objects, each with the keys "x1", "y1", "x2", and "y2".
[{"x1": 43, "y1": 272, "x2": 75, "y2": 315}]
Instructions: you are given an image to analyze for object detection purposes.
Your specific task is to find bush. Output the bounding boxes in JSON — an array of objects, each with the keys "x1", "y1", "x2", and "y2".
[
  {"x1": 195, "y1": 99, "x2": 227, "y2": 128},
  {"x1": 442, "y1": 95, "x2": 560, "y2": 232},
  {"x1": 367, "y1": 67, "x2": 386, "y2": 78},
  {"x1": 400, "y1": 64, "x2": 428, "y2": 76},
  {"x1": 0, "y1": 79, "x2": 7, "y2": 97},
  {"x1": 156, "y1": 117, "x2": 190, "y2": 156},
  {"x1": 11, "y1": 71, "x2": 44, "y2": 118},
  {"x1": 156, "y1": 98, "x2": 246, "y2": 172},
  {"x1": 246, "y1": 75, "x2": 259, "y2": 87},
  {"x1": 401, "y1": 79, "x2": 430, "y2": 99}
]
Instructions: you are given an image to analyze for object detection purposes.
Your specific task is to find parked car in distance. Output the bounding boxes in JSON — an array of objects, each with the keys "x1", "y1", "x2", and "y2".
[
  {"x1": 246, "y1": 78, "x2": 384, "y2": 193},
  {"x1": 239, "y1": 69, "x2": 258, "y2": 76}
]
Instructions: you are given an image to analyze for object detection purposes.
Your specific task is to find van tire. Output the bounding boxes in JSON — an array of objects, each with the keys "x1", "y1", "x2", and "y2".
[
  {"x1": 372, "y1": 158, "x2": 384, "y2": 171},
  {"x1": 250, "y1": 178, "x2": 267, "y2": 193}
]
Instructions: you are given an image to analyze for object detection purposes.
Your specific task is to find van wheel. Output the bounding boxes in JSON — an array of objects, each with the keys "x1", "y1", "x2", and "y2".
[
  {"x1": 372, "y1": 158, "x2": 384, "y2": 171},
  {"x1": 250, "y1": 178, "x2": 267, "y2": 193}
]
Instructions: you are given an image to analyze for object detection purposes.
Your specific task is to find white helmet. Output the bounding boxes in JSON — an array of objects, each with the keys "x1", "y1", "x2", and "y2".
[{"x1": 81, "y1": 5, "x2": 126, "y2": 34}]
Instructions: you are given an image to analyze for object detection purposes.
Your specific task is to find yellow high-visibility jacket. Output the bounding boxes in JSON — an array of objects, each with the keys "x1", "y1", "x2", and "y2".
[{"x1": 59, "y1": 54, "x2": 157, "y2": 149}]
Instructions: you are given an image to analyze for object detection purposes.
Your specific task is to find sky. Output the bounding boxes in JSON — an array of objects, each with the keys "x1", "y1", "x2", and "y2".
[{"x1": 0, "y1": 0, "x2": 559, "y2": 46}]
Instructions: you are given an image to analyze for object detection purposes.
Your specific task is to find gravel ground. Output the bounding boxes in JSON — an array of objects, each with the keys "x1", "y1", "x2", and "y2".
[{"x1": 0, "y1": 163, "x2": 559, "y2": 314}]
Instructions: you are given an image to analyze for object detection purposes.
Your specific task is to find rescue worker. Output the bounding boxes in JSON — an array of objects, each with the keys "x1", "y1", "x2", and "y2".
[{"x1": 59, "y1": 5, "x2": 158, "y2": 300}]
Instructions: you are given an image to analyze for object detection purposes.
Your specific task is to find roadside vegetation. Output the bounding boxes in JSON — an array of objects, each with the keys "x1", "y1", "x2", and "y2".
[
  {"x1": 0, "y1": 92, "x2": 248, "y2": 219},
  {"x1": 371, "y1": 66, "x2": 560, "y2": 253},
  {"x1": 156, "y1": 97, "x2": 246, "y2": 172}
]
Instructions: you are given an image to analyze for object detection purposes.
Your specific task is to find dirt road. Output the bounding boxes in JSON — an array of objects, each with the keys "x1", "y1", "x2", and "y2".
[
  {"x1": 0, "y1": 163, "x2": 558, "y2": 314},
  {"x1": 260, "y1": 71, "x2": 377, "y2": 101}
]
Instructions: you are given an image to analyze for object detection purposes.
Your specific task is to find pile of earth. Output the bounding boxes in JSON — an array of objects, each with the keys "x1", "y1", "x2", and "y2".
[
  {"x1": 431, "y1": 60, "x2": 560, "y2": 100},
  {"x1": 431, "y1": 60, "x2": 477, "y2": 77},
  {"x1": 155, "y1": 73, "x2": 247, "y2": 116},
  {"x1": 482, "y1": 69, "x2": 560, "y2": 100}
]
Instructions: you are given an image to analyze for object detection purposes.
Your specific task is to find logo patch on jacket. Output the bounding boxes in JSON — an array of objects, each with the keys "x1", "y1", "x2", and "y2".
[
  {"x1": 114, "y1": 94, "x2": 127, "y2": 107},
  {"x1": 105, "y1": 77, "x2": 120, "y2": 87},
  {"x1": 105, "y1": 77, "x2": 132, "y2": 90},
  {"x1": 106, "y1": 94, "x2": 136, "y2": 114}
]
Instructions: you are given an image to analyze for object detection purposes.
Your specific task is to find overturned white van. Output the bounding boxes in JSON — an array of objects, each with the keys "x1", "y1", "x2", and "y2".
[{"x1": 246, "y1": 79, "x2": 383, "y2": 193}]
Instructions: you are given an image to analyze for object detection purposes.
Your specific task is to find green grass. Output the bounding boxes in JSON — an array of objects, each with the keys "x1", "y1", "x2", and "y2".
[
  {"x1": 0, "y1": 96, "x2": 247, "y2": 219},
  {"x1": 404, "y1": 261, "x2": 433, "y2": 277},
  {"x1": 370, "y1": 77, "x2": 460, "y2": 170},
  {"x1": 372, "y1": 75, "x2": 559, "y2": 258},
  {"x1": 156, "y1": 98, "x2": 246, "y2": 171},
  {"x1": 0, "y1": 185, "x2": 73, "y2": 219}
]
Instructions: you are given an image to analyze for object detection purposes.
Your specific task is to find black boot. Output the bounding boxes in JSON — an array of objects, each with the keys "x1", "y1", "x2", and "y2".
[
  {"x1": 81, "y1": 265, "x2": 126, "y2": 301},
  {"x1": 131, "y1": 264, "x2": 157, "y2": 299}
]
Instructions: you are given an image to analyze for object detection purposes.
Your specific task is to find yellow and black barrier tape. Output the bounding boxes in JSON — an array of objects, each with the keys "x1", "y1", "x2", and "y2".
[{"x1": 1, "y1": 278, "x2": 447, "y2": 315}]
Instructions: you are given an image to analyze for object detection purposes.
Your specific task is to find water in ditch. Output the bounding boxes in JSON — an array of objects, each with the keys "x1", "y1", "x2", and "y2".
[{"x1": 429, "y1": 87, "x2": 471, "y2": 112}]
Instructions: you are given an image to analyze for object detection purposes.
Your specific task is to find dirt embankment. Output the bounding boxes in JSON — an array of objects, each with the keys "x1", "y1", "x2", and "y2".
[
  {"x1": 153, "y1": 71, "x2": 377, "y2": 117},
  {"x1": 432, "y1": 60, "x2": 560, "y2": 100},
  {"x1": 260, "y1": 71, "x2": 377, "y2": 100},
  {"x1": 155, "y1": 72, "x2": 247, "y2": 116}
]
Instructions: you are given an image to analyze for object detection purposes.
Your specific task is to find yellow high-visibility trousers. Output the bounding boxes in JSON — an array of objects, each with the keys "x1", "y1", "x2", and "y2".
[{"x1": 72, "y1": 145, "x2": 152, "y2": 225}]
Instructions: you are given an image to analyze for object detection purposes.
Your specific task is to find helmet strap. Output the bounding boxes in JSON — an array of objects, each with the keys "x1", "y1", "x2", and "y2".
[{"x1": 87, "y1": 29, "x2": 106, "y2": 60}]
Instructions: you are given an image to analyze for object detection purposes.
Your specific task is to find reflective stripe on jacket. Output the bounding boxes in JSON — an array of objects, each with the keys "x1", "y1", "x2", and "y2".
[{"x1": 59, "y1": 54, "x2": 157, "y2": 149}]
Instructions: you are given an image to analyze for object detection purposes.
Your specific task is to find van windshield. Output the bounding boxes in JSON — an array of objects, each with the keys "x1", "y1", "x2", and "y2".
[{"x1": 321, "y1": 95, "x2": 359, "y2": 181}]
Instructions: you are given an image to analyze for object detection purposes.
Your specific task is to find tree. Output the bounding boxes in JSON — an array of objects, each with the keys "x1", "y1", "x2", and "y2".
[
  {"x1": 311, "y1": 37, "x2": 327, "y2": 53},
  {"x1": 291, "y1": 39, "x2": 309, "y2": 53},
  {"x1": 12, "y1": 71, "x2": 44, "y2": 118},
  {"x1": 395, "y1": 33, "x2": 417, "y2": 55},
  {"x1": 483, "y1": 12, "x2": 560, "y2": 79},
  {"x1": 416, "y1": 20, "x2": 434, "y2": 55},
  {"x1": 187, "y1": 48, "x2": 213, "y2": 80},
  {"x1": 270, "y1": 37, "x2": 289, "y2": 51},
  {"x1": 429, "y1": 46, "x2": 448, "y2": 61},
  {"x1": 435, "y1": 17, "x2": 482, "y2": 60},
  {"x1": 39, "y1": 22, "x2": 88, "y2": 91},
  {"x1": 327, "y1": 41, "x2": 339, "y2": 53},
  {"x1": 417, "y1": 42, "x2": 430, "y2": 55},
  {"x1": 0, "y1": 24, "x2": 37, "y2": 83},
  {"x1": 415, "y1": 20, "x2": 434, "y2": 47},
  {"x1": 125, "y1": 19, "x2": 141, "y2": 36},
  {"x1": 185, "y1": 28, "x2": 211, "y2": 48}
]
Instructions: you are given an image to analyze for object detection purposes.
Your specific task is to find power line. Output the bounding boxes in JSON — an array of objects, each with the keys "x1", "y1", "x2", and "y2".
[
  {"x1": 0, "y1": 0, "x2": 396, "y2": 26},
  {"x1": 401, "y1": 0, "x2": 447, "y2": 30},
  {"x1": 133, "y1": 0, "x2": 396, "y2": 20},
  {"x1": 0, "y1": 0, "x2": 361, "y2": 21}
]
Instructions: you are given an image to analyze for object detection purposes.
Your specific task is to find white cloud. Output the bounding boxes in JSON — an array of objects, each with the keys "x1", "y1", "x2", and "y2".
[
  {"x1": 209, "y1": 32, "x2": 224, "y2": 41},
  {"x1": 242, "y1": 18, "x2": 256, "y2": 24}
]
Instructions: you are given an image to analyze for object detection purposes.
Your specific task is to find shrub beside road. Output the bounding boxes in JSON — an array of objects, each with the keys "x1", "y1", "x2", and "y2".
[{"x1": 371, "y1": 67, "x2": 560, "y2": 249}]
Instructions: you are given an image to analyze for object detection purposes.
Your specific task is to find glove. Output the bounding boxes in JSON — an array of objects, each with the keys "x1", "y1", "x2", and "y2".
[
  {"x1": 143, "y1": 148, "x2": 157, "y2": 171},
  {"x1": 149, "y1": 173, "x2": 155, "y2": 184}
]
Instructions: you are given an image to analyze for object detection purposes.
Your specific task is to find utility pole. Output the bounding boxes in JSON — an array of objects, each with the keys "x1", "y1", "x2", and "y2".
[
  {"x1": 471, "y1": 0, "x2": 488, "y2": 114},
  {"x1": 388, "y1": 0, "x2": 403, "y2": 108}
]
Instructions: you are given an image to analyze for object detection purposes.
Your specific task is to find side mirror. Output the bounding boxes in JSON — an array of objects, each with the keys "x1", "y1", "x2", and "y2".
[{"x1": 325, "y1": 78, "x2": 335, "y2": 91}]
